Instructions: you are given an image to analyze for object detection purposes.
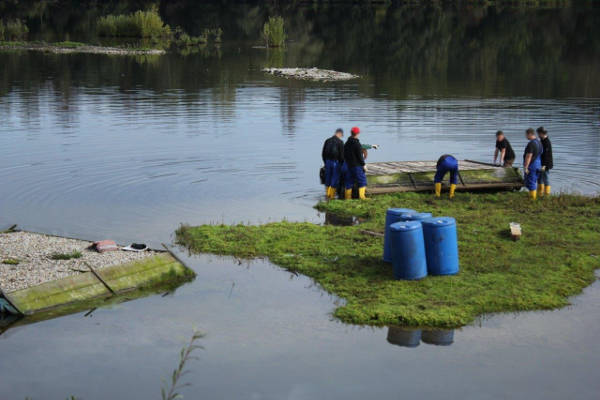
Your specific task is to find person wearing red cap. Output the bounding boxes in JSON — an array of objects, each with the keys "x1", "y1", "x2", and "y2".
[{"x1": 343, "y1": 126, "x2": 368, "y2": 200}]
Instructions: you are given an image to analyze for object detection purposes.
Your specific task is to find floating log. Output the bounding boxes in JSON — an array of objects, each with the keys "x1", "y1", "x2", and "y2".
[{"x1": 365, "y1": 160, "x2": 523, "y2": 194}]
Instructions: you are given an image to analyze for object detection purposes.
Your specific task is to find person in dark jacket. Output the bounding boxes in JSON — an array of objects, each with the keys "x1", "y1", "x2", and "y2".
[
  {"x1": 343, "y1": 126, "x2": 368, "y2": 200},
  {"x1": 523, "y1": 128, "x2": 543, "y2": 200},
  {"x1": 493, "y1": 130, "x2": 516, "y2": 167},
  {"x1": 322, "y1": 128, "x2": 345, "y2": 199},
  {"x1": 434, "y1": 154, "x2": 459, "y2": 199},
  {"x1": 536, "y1": 126, "x2": 553, "y2": 196}
]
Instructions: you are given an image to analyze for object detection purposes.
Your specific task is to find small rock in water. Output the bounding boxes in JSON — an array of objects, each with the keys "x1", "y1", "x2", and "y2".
[{"x1": 263, "y1": 67, "x2": 358, "y2": 82}]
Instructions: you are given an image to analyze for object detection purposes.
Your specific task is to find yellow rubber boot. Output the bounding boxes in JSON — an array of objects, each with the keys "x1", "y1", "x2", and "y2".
[
  {"x1": 358, "y1": 187, "x2": 367, "y2": 200},
  {"x1": 435, "y1": 183, "x2": 442, "y2": 198},
  {"x1": 330, "y1": 188, "x2": 337, "y2": 200},
  {"x1": 529, "y1": 190, "x2": 537, "y2": 200},
  {"x1": 449, "y1": 184, "x2": 456, "y2": 199},
  {"x1": 345, "y1": 189, "x2": 353, "y2": 200},
  {"x1": 537, "y1": 184, "x2": 545, "y2": 197},
  {"x1": 545, "y1": 185, "x2": 551, "y2": 195}
]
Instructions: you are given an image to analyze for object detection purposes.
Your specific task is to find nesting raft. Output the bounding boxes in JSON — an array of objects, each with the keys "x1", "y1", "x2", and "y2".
[
  {"x1": 366, "y1": 160, "x2": 523, "y2": 194},
  {"x1": 0, "y1": 231, "x2": 195, "y2": 316}
]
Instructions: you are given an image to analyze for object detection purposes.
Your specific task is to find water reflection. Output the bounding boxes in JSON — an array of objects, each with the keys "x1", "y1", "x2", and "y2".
[{"x1": 387, "y1": 326, "x2": 455, "y2": 348}]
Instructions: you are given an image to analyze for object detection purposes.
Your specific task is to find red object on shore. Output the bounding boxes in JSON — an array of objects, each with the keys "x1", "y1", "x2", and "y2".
[
  {"x1": 351, "y1": 126, "x2": 360, "y2": 134},
  {"x1": 94, "y1": 240, "x2": 118, "y2": 253}
]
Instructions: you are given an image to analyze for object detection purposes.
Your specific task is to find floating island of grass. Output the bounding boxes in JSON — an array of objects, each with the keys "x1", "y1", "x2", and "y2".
[{"x1": 176, "y1": 192, "x2": 600, "y2": 328}]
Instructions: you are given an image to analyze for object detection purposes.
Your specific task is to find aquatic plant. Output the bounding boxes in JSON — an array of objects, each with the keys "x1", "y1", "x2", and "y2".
[
  {"x1": 161, "y1": 330, "x2": 205, "y2": 400},
  {"x1": 263, "y1": 16, "x2": 286, "y2": 47},
  {"x1": 97, "y1": 7, "x2": 170, "y2": 38},
  {"x1": 176, "y1": 192, "x2": 600, "y2": 328},
  {"x1": 50, "y1": 250, "x2": 82, "y2": 260},
  {"x1": 0, "y1": 19, "x2": 29, "y2": 41}
]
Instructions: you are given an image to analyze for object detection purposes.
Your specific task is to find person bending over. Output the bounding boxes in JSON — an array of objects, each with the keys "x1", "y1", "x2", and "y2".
[
  {"x1": 494, "y1": 130, "x2": 515, "y2": 167},
  {"x1": 434, "y1": 154, "x2": 459, "y2": 199}
]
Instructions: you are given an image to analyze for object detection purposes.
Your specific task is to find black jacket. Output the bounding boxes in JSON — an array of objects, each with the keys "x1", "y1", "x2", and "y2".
[
  {"x1": 540, "y1": 137, "x2": 553, "y2": 170},
  {"x1": 344, "y1": 137, "x2": 365, "y2": 168},
  {"x1": 322, "y1": 135, "x2": 344, "y2": 163}
]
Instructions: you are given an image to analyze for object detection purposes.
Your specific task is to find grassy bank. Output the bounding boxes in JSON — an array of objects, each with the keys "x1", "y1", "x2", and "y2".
[{"x1": 176, "y1": 192, "x2": 599, "y2": 328}]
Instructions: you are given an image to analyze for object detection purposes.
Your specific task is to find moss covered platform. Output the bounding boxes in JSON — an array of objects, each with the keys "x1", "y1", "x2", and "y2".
[
  {"x1": 176, "y1": 192, "x2": 599, "y2": 328},
  {"x1": 2, "y1": 253, "x2": 195, "y2": 316}
]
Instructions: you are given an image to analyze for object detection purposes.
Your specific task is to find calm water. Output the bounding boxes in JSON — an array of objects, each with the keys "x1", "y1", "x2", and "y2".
[{"x1": 1, "y1": 3, "x2": 600, "y2": 399}]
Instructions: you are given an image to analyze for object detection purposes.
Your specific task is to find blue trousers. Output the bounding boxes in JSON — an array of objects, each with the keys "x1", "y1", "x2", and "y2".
[
  {"x1": 344, "y1": 165, "x2": 367, "y2": 189},
  {"x1": 538, "y1": 169, "x2": 550, "y2": 186},
  {"x1": 324, "y1": 159, "x2": 341, "y2": 188},
  {"x1": 434, "y1": 157, "x2": 458, "y2": 184},
  {"x1": 524, "y1": 160, "x2": 541, "y2": 191}
]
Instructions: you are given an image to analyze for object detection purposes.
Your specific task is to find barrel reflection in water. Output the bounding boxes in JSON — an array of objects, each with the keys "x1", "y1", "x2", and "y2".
[{"x1": 387, "y1": 326, "x2": 455, "y2": 347}]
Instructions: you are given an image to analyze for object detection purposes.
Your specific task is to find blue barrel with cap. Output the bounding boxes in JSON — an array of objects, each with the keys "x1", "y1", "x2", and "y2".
[
  {"x1": 422, "y1": 217, "x2": 459, "y2": 276},
  {"x1": 383, "y1": 208, "x2": 416, "y2": 262},
  {"x1": 390, "y1": 221, "x2": 428, "y2": 280},
  {"x1": 403, "y1": 212, "x2": 433, "y2": 222}
]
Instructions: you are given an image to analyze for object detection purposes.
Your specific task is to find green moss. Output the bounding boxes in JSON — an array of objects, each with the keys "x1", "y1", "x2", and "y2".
[
  {"x1": 176, "y1": 192, "x2": 600, "y2": 328},
  {"x1": 2, "y1": 258, "x2": 20, "y2": 265},
  {"x1": 50, "y1": 250, "x2": 82, "y2": 260},
  {"x1": 7, "y1": 253, "x2": 196, "y2": 315}
]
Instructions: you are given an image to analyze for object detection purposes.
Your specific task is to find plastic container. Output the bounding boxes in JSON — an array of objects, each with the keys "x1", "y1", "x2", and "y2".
[
  {"x1": 389, "y1": 221, "x2": 428, "y2": 280},
  {"x1": 422, "y1": 217, "x2": 459, "y2": 276},
  {"x1": 402, "y1": 212, "x2": 433, "y2": 222},
  {"x1": 383, "y1": 208, "x2": 416, "y2": 262},
  {"x1": 387, "y1": 327, "x2": 422, "y2": 347},
  {"x1": 421, "y1": 329, "x2": 454, "y2": 346}
]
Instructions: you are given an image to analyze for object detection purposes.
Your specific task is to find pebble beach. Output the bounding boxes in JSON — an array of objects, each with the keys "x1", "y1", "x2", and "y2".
[{"x1": 0, "y1": 231, "x2": 157, "y2": 293}]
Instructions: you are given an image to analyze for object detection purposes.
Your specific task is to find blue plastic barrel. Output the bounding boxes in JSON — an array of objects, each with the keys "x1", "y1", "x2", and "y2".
[
  {"x1": 403, "y1": 212, "x2": 433, "y2": 222},
  {"x1": 383, "y1": 208, "x2": 416, "y2": 262},
  {"x1": 422, "y1": 217, "x2": 459, "y2": 276},
  {"x1": 390, "y1": 221, "x2": 428, "y2": 280}
]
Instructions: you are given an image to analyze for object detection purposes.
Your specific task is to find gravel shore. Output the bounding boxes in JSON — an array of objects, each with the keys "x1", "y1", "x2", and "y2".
[
  {"x1": 0, "y1": 43, "x2": 165, "y2": 56},
  {"x1": 0, "y1": 232, "x2": 157, "y2": 293},
  {"x1": 263, "y1": 67, "x2": 358, "y2": 82}
]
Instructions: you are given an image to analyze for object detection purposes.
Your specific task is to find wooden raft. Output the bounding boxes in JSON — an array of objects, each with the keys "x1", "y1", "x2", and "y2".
[{"x1": 365, "y1": 160, "x2": 523, "y2": 194}]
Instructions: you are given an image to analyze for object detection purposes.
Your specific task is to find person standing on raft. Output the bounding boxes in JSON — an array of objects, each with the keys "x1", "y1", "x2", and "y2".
[
  {"x1": 343, "y1": 126, "x2": 368, "y2": 200},
  {"x1": 494, "y1": 130, "x2": 516, "y2": 167},
  {"x1": 522, "y1": 128, "x2": 543, "y2": 200},
  {"x1": 322, "y1": 128, "x2": 345, "y2": 199},
  {"x1": 434, "y1": 154, "x2": 459, "y2": 199},
  {"x1": 537, "y1": 126, "x2": 553, "y2": 196}
]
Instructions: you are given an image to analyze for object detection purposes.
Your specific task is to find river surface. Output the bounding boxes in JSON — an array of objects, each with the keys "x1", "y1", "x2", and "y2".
[{"x1": 0, "y1": 3, "x2": 599, "y2": 399}]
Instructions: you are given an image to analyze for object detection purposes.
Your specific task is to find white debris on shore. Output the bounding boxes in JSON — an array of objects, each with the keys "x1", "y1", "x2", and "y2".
[
  {"x1": 0, "y1": 43, "x2": 165, "y2": 56},
  {"x1": 263, "y1": 67, "x2": 358, "y2": 82},
  {"x1": 0, "y1": 232, "x2": 157, "y2": 293}
]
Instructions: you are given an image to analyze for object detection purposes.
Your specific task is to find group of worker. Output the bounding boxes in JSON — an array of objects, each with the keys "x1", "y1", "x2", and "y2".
[
  {"x1": 322, "y1": 126, "x2": 553, "y2": 201},
  {"x1": 321, "y1": 126, "x2": 378, "y2": 200},
  {"x1": 493, "y1": 127, "x2": 553, "y2": 199}
]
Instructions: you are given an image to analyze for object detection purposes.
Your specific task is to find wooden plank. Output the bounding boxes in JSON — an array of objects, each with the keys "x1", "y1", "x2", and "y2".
[{"x1": 367, "y1": 181, "x2": 522, "y2": 194}]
